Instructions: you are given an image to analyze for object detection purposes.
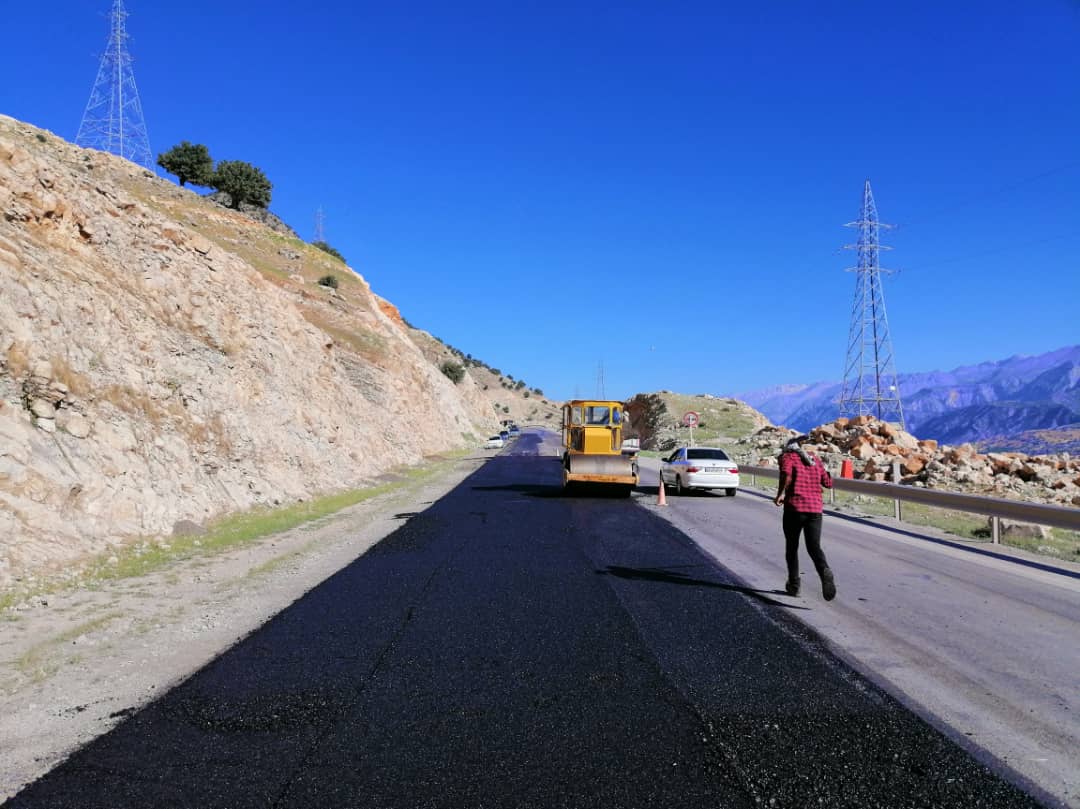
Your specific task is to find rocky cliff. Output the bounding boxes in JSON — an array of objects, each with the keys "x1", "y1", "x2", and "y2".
[{"x1": 0, "y1": 116, "x2": 503, "y2": 588}]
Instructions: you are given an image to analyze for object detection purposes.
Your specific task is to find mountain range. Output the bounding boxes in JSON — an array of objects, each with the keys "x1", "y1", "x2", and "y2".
[{"x1": 733, "y1": 345, "x2": 1080, "y2": 453}]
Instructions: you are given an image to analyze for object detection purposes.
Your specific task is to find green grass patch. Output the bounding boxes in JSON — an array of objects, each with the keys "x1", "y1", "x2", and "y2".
[
  {"x1": 1, "y1": 458, "x2": 468, "y2": 612},
  {"x1": 82, "y1": 485, "x2": 397, "y2": 585}
]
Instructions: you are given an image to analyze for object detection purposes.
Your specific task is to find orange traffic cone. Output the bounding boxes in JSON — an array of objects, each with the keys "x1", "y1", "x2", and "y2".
[
  {"x1": 657, "y1": 474, "x2": 668, "y2": 506},
  {"x1": 840, "y1": 459, "x2": 854, "y2": 479}
]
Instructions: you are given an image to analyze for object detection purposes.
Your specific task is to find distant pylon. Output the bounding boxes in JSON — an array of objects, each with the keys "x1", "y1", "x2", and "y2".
[
  {"x1": 314, "y1": 206, "x2": 326, "y2": 242},
  {"x1": 75, "y1": 0, "x2": 153, "y2": 170},
  {"x1": 596, "y1": 361, "x2": 605, "y2": 399},
  {"x1": 837, "y1": 180, "x2": 906, "y2": 428}
]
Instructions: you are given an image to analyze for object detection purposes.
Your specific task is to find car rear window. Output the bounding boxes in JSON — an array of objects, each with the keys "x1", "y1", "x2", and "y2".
[{"x1": 687, "y1": 449, "x2": 730, "y2": 461}]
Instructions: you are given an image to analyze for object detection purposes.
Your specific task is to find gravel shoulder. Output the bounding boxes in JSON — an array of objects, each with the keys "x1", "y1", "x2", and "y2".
[{"x1": 0, "y1": 451, "x2": 493, "y2": 801}]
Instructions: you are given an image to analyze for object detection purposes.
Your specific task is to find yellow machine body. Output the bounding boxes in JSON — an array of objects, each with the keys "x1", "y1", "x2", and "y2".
[{"x1": 562, "y1": 400, "x2": 638, "y2": 489}]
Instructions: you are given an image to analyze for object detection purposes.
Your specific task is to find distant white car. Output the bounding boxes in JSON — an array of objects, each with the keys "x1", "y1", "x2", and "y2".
[
  {"x1": 484, "y1": 435, "x2": 505, "y2": 449},
  {"x1": 660, "y1": 447, "x2": 739, "y2": 496}
]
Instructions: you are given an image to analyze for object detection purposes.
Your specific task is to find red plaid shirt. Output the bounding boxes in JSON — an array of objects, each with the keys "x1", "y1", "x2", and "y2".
[{"x1": 779, "y1": 451, "x2": 833, "y2": 513}]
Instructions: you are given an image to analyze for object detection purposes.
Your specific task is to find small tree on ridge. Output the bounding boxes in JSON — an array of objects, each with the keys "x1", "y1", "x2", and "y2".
[
  {"x1": 210, "y1": 160, "x2": 272, "y2": 209},
  {"x1": 157, "y1": 141, "x2": 214, "y2": 187}
]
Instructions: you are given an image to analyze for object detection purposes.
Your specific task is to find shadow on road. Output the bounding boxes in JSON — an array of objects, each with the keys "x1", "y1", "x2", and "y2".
[{"x1": 596, "y1": 565, "x2": 808, "y2": 610}]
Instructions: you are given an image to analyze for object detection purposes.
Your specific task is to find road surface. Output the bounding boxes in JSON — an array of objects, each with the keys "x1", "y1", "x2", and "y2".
[{"x1": 6, "y1": 429, "x2": 1065, "y2": 808}]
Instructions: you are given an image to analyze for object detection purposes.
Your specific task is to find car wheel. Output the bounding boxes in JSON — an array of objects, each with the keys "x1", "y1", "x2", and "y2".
[
  {"x1": 675, "y1": 476, "x2": 684, "y2": 496},
  {"x1": 726, "y1": 488, "x2": 737, "y2": 497}
]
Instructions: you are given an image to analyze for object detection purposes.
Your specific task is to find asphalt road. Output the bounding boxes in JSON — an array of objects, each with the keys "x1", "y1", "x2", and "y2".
[
  {"x1": 634, "y1": 454, "x2": 1080, "y2": 808},
  {"x1": 5, "y1": 430, "x2": 1055, "y2": 808}
]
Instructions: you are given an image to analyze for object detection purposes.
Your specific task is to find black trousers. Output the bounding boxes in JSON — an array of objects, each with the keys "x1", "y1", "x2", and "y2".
[{"x1": 782, "y1": 509, "x2": 829, "y2": 581}]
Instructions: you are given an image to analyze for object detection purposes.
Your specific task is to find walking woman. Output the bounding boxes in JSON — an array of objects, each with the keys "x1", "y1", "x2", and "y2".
[{"x1": 774, "y1": 436, "x2": 836, "y2": 600}]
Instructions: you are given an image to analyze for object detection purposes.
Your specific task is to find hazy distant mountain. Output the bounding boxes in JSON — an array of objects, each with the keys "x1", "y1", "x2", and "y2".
[{"x1": 733, "y1": 345, "x2": 1080, "y2": 452}]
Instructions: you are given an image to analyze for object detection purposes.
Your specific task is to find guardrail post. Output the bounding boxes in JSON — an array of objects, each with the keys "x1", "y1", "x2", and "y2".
[
  {"x1": 991, "y1": 515, "x2": 1000, "y2": 544},
  {"x1": 891, "y1": 461, "x2": 902, "y2": 521}
]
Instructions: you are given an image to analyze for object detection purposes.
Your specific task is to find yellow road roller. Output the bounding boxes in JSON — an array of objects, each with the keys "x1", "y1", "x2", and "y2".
[{"x1": 561, "y1": 400, "x2": 638, "y2": 494}]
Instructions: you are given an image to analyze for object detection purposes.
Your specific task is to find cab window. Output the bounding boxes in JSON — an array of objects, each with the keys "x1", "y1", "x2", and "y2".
[{"x1": 585, "y1": 406, "x2": 610, "y2": 424}]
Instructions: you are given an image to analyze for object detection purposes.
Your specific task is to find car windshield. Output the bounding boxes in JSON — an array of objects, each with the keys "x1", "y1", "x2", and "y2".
[{"x1": 686, "y1": 449, "x2": 730, "y2": 461}]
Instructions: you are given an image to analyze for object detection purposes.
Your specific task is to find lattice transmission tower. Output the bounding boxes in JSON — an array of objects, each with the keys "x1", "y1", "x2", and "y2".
[
  {"x1": 837, "y1": 180, "x2": 906, "y2": 428},
  {"x1": 75, "y1": 0, "x2": 154, "y2": 170},
  {"x1": 314, "y1": 207, "x2": 326, "y2": 242}
]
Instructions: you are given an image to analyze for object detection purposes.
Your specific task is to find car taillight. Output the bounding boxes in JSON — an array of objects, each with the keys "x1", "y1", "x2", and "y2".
[
  {"x1": 687, "y1": 466, "x2": 700, "y2": 473},
  {"x1": 730, "y1": 466, "x2": 738, "y2": 474}
]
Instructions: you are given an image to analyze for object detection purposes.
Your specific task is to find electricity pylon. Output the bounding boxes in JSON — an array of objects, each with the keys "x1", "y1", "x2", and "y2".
[
  {"x1": 75, "y1": 0, "x2": 154, "y2": 170},
  {"x1": 837, "y1": 180, "x2": 906, "y2": 428}
]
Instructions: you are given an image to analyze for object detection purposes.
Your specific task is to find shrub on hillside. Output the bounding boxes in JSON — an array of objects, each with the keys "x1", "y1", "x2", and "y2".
[
  {"x1": 441, "y1": 361, "x2": 465, "y2": 384},
  {"x1": 313, "y1": 240, "x2": 346, "y2": 263},
  {"x1": 317, "y1": 274, "x2": 339, "y2": 289}
]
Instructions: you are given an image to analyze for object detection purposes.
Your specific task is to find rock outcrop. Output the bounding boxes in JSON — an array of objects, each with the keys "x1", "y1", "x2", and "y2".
[
  {"x1": 0, "y1": 116, "x2": 503, "y2": 587},
  {"x1": 739, "y1": 415, "x2": 1080, "y2": 508}
]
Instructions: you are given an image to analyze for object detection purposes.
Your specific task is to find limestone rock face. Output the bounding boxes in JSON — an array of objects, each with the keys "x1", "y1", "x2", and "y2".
[
  {"x1": 0, "y1": 116, "x2": 503, "y2": 587},
  {"x1": 741, "y1": 413, "x2": 1080, "y2": 507}
]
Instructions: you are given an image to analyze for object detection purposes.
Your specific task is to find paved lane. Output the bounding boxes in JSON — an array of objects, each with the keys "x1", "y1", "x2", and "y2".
[
  {"x1": 632, "y1": 455, "x2": 1080, "y2": 808},
  {"x1": 7, "y1": 431, "x2": 1049, "y2": 808}
]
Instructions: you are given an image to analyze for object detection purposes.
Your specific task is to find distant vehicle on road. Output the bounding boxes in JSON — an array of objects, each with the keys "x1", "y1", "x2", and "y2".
[
  {"x1": 660, "y1": 447, "x2": 739, "y2": 496},
  {"x1": 509, "y1": 426, "x2": 521, "y2": 438},
  {"x1": 484, "y1": 435, "x2": 505, "y2": 449},
  {"x1": 499, "y1": 430, "x2": 510, "y2": 443}
]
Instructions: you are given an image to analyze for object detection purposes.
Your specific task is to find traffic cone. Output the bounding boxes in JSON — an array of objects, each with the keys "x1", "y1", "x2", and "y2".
[
  {"x1": 657, "y1": 475, "x2": 668, "y2": 506},
  {"x1": 840, "y1": 459, "x2": 854, "y2": 479}
]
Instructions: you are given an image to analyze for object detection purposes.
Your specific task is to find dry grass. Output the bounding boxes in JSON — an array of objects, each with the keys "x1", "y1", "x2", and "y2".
[
  {"x1": 98, "y1": 385, "x2": 170, "y2": 428},
  {"x1": 301, "y1": 311, "x2": 387, "y2": 361},
  {"x1": 49, "y1": 354, "x2": 91, "y2": 396},
  {"x1": 5, "y1": 342, "x2": 30, "y2": 378}
]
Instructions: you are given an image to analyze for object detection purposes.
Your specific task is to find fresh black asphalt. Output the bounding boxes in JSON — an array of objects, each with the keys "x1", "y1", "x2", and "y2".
[{"x1": 5, "y1": 431, "x2": 1048, "y2": 808}]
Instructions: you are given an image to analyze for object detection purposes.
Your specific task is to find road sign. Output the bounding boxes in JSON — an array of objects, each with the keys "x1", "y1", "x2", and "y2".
[{"x1": 682, "y1": 411, "x2": 699, "y2": 427}]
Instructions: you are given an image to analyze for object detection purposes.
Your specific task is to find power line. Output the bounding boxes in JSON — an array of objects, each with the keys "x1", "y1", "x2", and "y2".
[
  {"x1": 903, "y1": 233, "x2": 1075, "y2": 272},
  {"x1": 897, "y1": 161, "x2": 1080, "y2": 229}
]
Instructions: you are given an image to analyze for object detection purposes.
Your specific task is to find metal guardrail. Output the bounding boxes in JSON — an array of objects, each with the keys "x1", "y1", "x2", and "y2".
[{"x1": 740, "y1": 464, "x2": 1080, "y2": 542}]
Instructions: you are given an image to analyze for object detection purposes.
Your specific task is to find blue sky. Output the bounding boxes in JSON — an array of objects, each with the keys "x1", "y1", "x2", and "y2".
[{"x1": 2, "y1": 1, "x2": 1078, "y2": 402}]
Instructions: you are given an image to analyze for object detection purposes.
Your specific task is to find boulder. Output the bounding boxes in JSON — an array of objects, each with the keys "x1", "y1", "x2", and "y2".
[
  {"x1": 851, "y1": 440, "x2": 876, "y2": 460},
  {"x1": 901, "y1": 456, "x2": 926, "y2": 476},
  {"x1": 60, "y1": 412, "x2": 91, "y2": 439},
  {"x1": 30, "y1": 398, "x2": 56, "y2": 419},
  {"x1": 997, "y1": 520, "x2": 1050, "y2": 541}
]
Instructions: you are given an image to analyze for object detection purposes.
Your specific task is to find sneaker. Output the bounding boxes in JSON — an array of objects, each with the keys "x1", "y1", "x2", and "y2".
[
  {"x1": 785, "y1": 578, "x2": 800, "y2": 597},
  {"x1": 821, "y1": 568, "x2": 836, "y2": 601}
]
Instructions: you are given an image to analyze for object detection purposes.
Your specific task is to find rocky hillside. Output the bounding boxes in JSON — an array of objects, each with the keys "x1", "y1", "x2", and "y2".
[
  {"x1": 738, "y1": 416, "x2": 1080, "y2": 509},
  {"x1": 0, "y1": 115, "x2": 518, "y2": 588},
  {"x1": 624, "y1": 392, "x2": 770, "y2": 452}
]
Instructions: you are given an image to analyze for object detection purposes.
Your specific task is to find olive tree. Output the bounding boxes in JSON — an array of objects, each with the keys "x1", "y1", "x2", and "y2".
[
  {"x1": 156, "y1": 141, "x2": 214, "y2": 187},
  {"x1": 210, "y1": 160, "x2": 272, "y2": 209}
]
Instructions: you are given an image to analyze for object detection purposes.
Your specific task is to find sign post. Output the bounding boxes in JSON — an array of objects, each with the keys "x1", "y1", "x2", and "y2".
[{"x1": 682, "y1": 411, "x2": 700, "y2": 447}]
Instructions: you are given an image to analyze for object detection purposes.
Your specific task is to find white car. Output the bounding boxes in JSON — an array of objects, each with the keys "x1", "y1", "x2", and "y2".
[
  {"x1": 483, "y1": 435, "x2": 505, "y2": 449},
  {"x1": 659, "y1": 447, "x2": 739, "y2": 496}
]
